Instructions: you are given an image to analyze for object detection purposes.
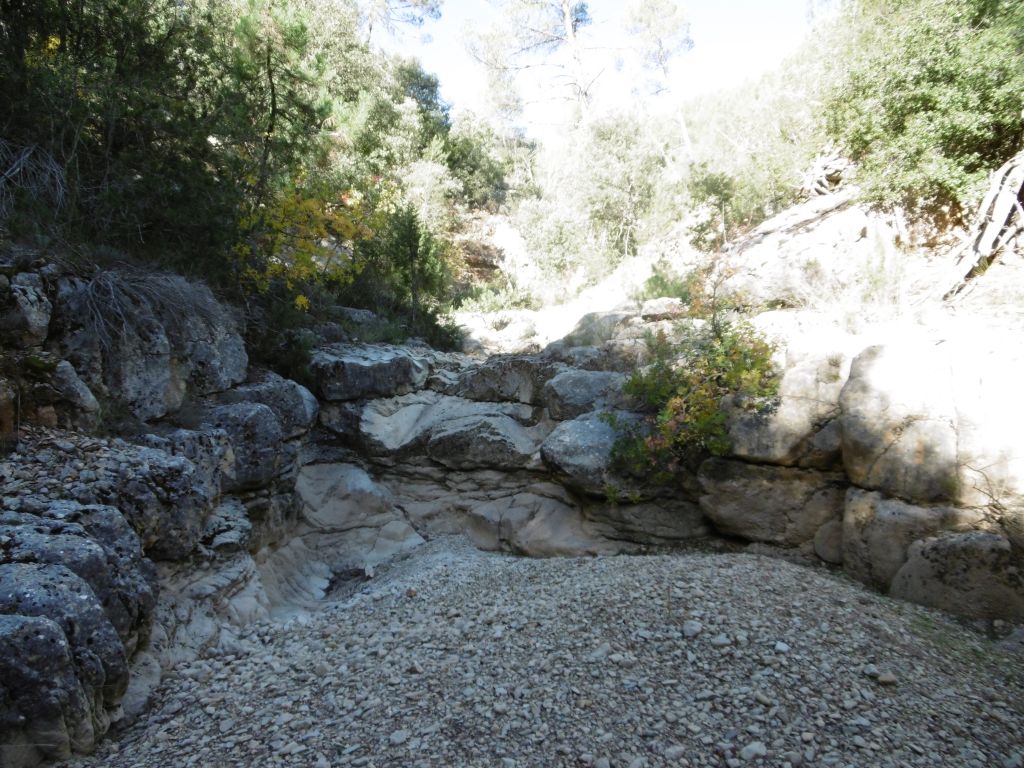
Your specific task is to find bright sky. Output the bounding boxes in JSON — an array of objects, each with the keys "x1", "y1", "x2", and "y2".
[{"x1": 378, "y1": 0, "x2": 825, "y2": 139}]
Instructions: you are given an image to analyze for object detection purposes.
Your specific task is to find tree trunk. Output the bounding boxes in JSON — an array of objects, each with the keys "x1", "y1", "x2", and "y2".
[{"x1": 941, "y1": 151, "x2": 1024, "y2": 300}]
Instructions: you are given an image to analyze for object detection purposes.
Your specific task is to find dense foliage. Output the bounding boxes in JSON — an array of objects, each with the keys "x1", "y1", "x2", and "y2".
[
  {"x1": 0, "y1": 0, "x2": 509, "y2": 349},
  {"x1": 826, "y1": 0, "x2": 1024, "y2": 223},
  {"x1": 613, "y1": 270, "x2": 779, "y2": 481}
]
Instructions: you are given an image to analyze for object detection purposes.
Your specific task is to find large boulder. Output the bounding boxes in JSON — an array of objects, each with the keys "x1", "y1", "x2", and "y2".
[
  {"x1": 220, "y1": 371, "x2": 318, "y2": 440},
  {"x1": 541, "y1": 369, "x2": 626, "y2": 421},
  {"x1": 448, "y1": 355, "x2": 560, "y2": 405},
  {"x1": 540, "y1": 412, "x2": 629, "y2": 496},
  {"x1": 0, "y1": 564, "x2": 128, "y2": 754},
  {"x1": 720, "y1": 191, "x2": 901, "y2": 309},
  {"x1": 59, "y1": 284, "x2": 175, "y2": 422},
  {"x1": 0, "y1": 614, "x2": 93, "y2": 767},
  {"x1": 76, "y1": 446, "x2": 211, "y2": 561},
  {"x1": 137, "y1": 427, "x2": 233, "y2": 500},
  {"x1": 176, "y1": 302, "x2": 248, "y2": 396},
  {"x1": 465, "y1": 489, "x2": 617, "y2": 557},
  {"x1": 0, "y1": 272, "x2": 51, "y2": 348},
  {"x1": 890, "y1": 531, "x2": 1024, "y2": 621},
  {"x1": 54, "y1": 273, "x2": 247, "y2": 421},
  {"x1": 359, "y1": 391, "x2": 536, "y2": 458},
  {"x1": 727, "y1": 341, "x2": 851, "y2": 470},
  {"x1": 202, "y1": 402, "x2": 284, "y2": 492},
  {"x1": 425, "y1": 415, "x2": 539, "y2": 470},
  {"x1": 842, "y1": 489, "x2": 985, "y2": 590},
  {"x1": 51, "y1": 361, "x2": 100, "y2": 417},
  {"x1": 310, "y1": 343, "x2": 429, "y2": 401},
  {"x1": 585, "y1": 498, "x2": 708, "y2": 544},
  {"x1": 1, "y1": 500, "x2": 156, "y2": 654},
  {"x1": 947, "y1": 327, "x2": 1024, "y2": 511},
  {"x1": 292, "y1": 463, "x2": 423, "y2": 572},
  {"x1": 4, "y1": 432, "x2": 214, "y2": 560},
  {"x1": 697, "y1": 458, "x2": 847, "y2": 546},
  {"x1": 556, "y1": 310, "x2": 636, "y2": 348},
  {"x1": 839, "y1": 343, "x2": 959, "y2": 504}
]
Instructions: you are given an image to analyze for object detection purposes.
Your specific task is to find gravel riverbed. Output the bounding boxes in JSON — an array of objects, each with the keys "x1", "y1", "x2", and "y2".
[{"x1": 59, "y1": 539, "x2": 1024, "y2": 768}]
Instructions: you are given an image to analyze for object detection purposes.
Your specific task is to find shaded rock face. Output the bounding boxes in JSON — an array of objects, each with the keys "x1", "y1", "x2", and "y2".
[
  {"x1": 840, "y1": 344, "x2": 959, "y2": 504},
  {"x1": 0, "y1": 564, "x2": 128, "y2": 751},
  {"x1": 311, "y1": 343, "x2": 429, "y2": 401},
  {"x1": 0, "y1": 272, "x2": 52, "y2": 348},
  {"x1": 202, "y1": 402, "x2": 284, "y2": 493},
  {"x1": 697, "y1": 459, "x2": 847, "y2": 547},
  {"x1": 0, "y1": 502, "x2": 156, "y2": 655},
  {"x1": 55, "y1": 275, "x2": 248, "y2": 422},
  {"x1": 841, "y1": 489, "x2": 985, "y2": 591},
  {"x1": 0, "y1": 614, "x2": 93, "y2": 767},
  {"x1": 220, "y1": 371, "x2": 318, "y2": 440},
  {"x1": 890, "y1": 532, "x2": 1024, "y2": 621}
]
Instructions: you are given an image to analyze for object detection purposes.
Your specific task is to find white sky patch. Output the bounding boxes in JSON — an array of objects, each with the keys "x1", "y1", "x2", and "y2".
[{"x1": 376, "y1": 0, "x2": 825, "y2": 140}]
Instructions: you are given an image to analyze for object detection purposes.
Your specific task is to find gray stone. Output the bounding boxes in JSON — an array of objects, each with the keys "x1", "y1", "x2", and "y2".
[
  {"x1": 176, "y1": 293, "x2": 248, "y2": 396},
  {"x1": 0, "y1": 564, "x2": 127, "y2": 749},
  {"x1": 426, "y1": 415, "x2": 538, "y2": 470},
  {"x1": 727, "y1": 347, "x2": 849, "y2": 469},
  {"x1": 556, "y1": 310, "x2": 636, "y2": 348},
  {"x1": 540, "y1": 412, "x2": 633, "y2": 496},
  {"x1": 0, "y1": 614, "x2": 93, "y2": 767},
  {"x1": 740, "y1": 741, "x2": 767, "y2": 760},
  {"x1": 839, "y1": 344, "x2": 959, "y2": 504},
  {"x1": 640, "y1": 297, "x2": 687, "y2": 321},
  {"x1": 51, "y1": 361, "x2": 99, "y2": 414},
  {"x1": 0, "y1": 272, "x2": 52, "y2": 347},
  {"x1": 311, "y1": 343, "x2": 429, "y2": 401},
  {"x1": 890, "y1": 531, "x2": 1024, "y2": 621},
  {"x1": 842, "y1": 489, "x2": 985, "y2": 590},
  {"x1": 138, "y1": 427, "x2": 233, "y2": 500},
  {"x1": 222, "y1": 371, "x2": 318, "y2": 439},
  {"x1": 359, "y1": 391, "x2": 535, "y2": 458},
  {"x1": 541, "y1": 369, "x2": 626, "y2": 421},
  {"x1": 2, "y1": 501, "x2": 156, "y2": 654},
  {"x1": 585, "y1": 498, "x2": 708, "y2": 544},
  {"x1": 451, "y1": 355, "x2": 560, "y2": 404},
  {"x1": 813, "y1": 519, "x2": 844, "y2": 564},
  {"x1": 71, "y1": 445, "x2": 213, "y2": 561},
  {"x1": 202, "y1": 402, "x2": 284, "y2": 492},
  {"x1": 698, "y1": 459, "x2": 846, "y2": 546},
  {"x1": 465, "y1": 491, "x2": 616, "y2": 557}
]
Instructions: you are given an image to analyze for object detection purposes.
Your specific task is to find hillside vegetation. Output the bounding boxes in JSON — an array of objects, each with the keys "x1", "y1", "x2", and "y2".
[{"x1": 2, "y1": 0, "x2": 1022, "y2": 336}]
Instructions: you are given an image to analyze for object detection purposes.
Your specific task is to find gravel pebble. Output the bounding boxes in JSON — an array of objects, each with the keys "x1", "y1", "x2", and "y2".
[{"x1": 55, "y1": 538, "x2": 1024, "y2": 768}]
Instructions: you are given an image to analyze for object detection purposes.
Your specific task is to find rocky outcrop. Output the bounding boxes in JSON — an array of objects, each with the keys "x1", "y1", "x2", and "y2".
[
  {"x1": 891, "y1": 531, "x2": 1024, "y2": 620},
  {"x1": 0, "y1": 272, "x2": 52, "y2": 348},
  {"x1": 0, "y1": 258, "x2": 319, "y2": 765},
  {"x1": 54, "y1": 273, "x2": 248, "y2": 421},
  {"x1": 541, "y1": 369, "x2": 625, "y2": 420},
  {"x1": 539, "y1": 411, "x2": 627, "y2": 495},
  {"x1": 841, "y1": 489, "x2": 985, "y2": 591},
  {"x1": 698, "y1": 459, "x2": 847, "y2": 546},
  {"x1": 311, "y1": 343, "x2": 430, "y2": 401}
]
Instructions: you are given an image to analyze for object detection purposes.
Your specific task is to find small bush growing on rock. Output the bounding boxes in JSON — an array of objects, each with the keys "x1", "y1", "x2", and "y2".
[{"x1": 613, "y1": 308, "x2": 778, "y2": 482}]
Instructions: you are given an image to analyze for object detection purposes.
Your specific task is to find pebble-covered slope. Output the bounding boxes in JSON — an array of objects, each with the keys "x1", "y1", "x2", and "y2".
[{"x1": 59, "y1": 540, "x2": 1023, "y2": 768}]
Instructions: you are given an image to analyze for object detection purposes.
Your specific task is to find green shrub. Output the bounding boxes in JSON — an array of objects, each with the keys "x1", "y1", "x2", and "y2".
[
  {"x1": 633, "y1": 261, "x2": 707, "y2": 305},
  {"x1": 825, "y1": 0, "x2": 1024, "y2": 223},
  {"x1": 613, "y1": 315, "x2": 778, "y2": 481}
]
